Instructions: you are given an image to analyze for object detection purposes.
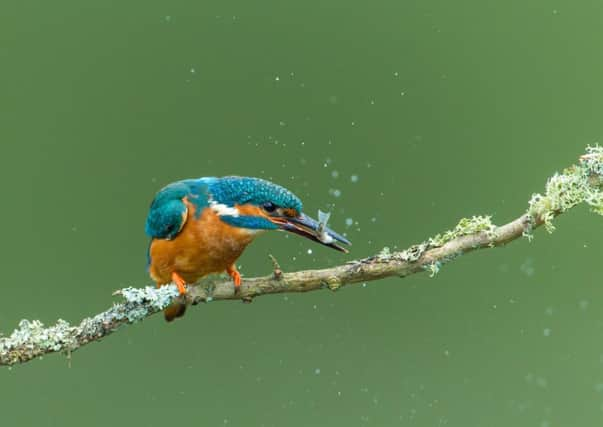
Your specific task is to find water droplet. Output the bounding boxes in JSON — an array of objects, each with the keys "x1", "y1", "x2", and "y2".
[
  {"x1": 329, "y1": 189, "x2": 342, "y2": 198},
  {"x1": 520, "y1": 258, "x2": 535, "y2": 277},
  {"x1": 543, "y1": 328, "x2": 551, "y2": 337},
  {"x1": 307, "y1": 249, "x2": 313, "y2": 254},
  {"x1": 536, "y1": 377, "x2": 548, "y2": 388},
  {"x1": 350, "y1": 174, "x2": 359, "y2": 183}
]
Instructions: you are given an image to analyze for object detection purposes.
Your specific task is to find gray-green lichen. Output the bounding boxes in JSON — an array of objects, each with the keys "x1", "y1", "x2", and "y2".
[
  {"x1": 374, "y1": 244, "x2": 429, "y2": 263},
  {"x1": 527, "y1": 145, "x2": 603, "y2": 233},
  {"x1": 399, "y1": 243, "x2": 428, "y2": 262},
  {"x1": 428, "y1": 215, "x2": 497, "y2": 247},
  {"x1": 376, "y1": 216, "x2": 497, "y2": 269},
  {"x1": 114, "y1": 285, "x2": 179, "y2": 322},
  {"x1": 424, "y1": 261, "x2": 442, "y2": 277},
  {"x1": 581, "y1": 144, "x2": 603, "y2": 178},
  {"x1": 376, "y1": 246, "x2": 392, "y2": 259},
  {"x1": 0, "y1": 319, "x2": 77, "y2": 356},
  {"x1": 0, "y1": 285, "x2": 180, "y2": 365}
]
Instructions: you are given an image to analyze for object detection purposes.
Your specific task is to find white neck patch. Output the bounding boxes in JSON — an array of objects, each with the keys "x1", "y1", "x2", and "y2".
[{"x1": 209, "y1": 199, "x2": 239, "y2": 217}]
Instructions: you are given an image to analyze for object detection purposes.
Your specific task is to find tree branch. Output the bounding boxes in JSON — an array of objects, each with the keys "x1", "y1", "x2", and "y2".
[{"x1": 2, "y1": 147, "x2": 602, "y2": 367}]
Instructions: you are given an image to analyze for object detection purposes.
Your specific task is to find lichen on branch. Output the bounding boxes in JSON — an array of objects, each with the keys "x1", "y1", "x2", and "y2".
[
  {"x1": 428, "y1": 215, "x2": 497, "y2": 247},
  {"x1": 526, "y1": 145, "x2": 603, "y2": 234},
  {"x1": 0, "y1": 147, "x2": 601, "y2": 367}
]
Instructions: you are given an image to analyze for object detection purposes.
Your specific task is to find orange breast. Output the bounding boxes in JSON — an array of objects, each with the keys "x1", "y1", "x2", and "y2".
[{"x1": 148, "y1": 202, "x2": 260, "y2": 285}]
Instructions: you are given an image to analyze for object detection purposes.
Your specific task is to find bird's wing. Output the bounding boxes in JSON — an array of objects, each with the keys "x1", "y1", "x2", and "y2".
[{"x1": 145, "y1": 179, "x2": 210, "y2": 239}]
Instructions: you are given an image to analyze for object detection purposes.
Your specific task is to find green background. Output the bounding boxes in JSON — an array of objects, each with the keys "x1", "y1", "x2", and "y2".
[{"x1": 1, "y1": 0, "x2": 603, "y2": 426}]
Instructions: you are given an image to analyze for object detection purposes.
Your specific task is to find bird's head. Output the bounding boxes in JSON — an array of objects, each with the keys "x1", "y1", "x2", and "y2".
[{"x1": 208, "y1": 177, "x2": 351, "y2": 252}]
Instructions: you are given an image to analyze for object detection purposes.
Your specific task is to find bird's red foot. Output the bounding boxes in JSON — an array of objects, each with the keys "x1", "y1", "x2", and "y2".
[
  {"x1": 226, "y1": 264, "x2": 241, "y2": 289},
  {"x1": 171, "y1": 271, "x2": 187, "y2": 295}
]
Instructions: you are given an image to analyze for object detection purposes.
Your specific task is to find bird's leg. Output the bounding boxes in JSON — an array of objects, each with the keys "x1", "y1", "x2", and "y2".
[
  {"x1": 226, "y1": 264, "x2": 242, "y2": 288},
  {"x1": 171, "y1": 271, "x2": 187, "y2": 295}
]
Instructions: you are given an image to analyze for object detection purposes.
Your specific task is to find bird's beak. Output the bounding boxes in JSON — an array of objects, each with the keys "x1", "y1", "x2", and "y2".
[{"x1": 270, "y1": 212, "x2": 351, "y2": 253}]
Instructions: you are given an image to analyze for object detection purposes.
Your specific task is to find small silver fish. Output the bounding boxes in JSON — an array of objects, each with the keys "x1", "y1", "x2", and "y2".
[{"x1": 316, "y1": 210, "x2": 335, "y2": 244}]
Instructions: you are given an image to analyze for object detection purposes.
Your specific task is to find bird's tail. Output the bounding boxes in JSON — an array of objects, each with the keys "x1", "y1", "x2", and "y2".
[{"x1": 164, "y1": 297, "x2": 187, "y2": 322}]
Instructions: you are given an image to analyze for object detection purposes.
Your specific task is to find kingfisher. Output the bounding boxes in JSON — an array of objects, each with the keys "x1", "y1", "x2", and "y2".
[{"x1": 145, "y1": 176, "x2": 351, "y2": 321}]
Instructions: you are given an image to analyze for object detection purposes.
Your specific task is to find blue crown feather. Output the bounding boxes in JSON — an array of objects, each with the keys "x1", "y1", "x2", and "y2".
[{"x1": 205, "y1": 176, "x2": 302, "y2": 211}]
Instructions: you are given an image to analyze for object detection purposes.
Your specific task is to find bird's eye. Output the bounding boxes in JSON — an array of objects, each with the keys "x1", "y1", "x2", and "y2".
[{"x1": 262, "y1": 202, "x2": 277, "y2": 212}]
